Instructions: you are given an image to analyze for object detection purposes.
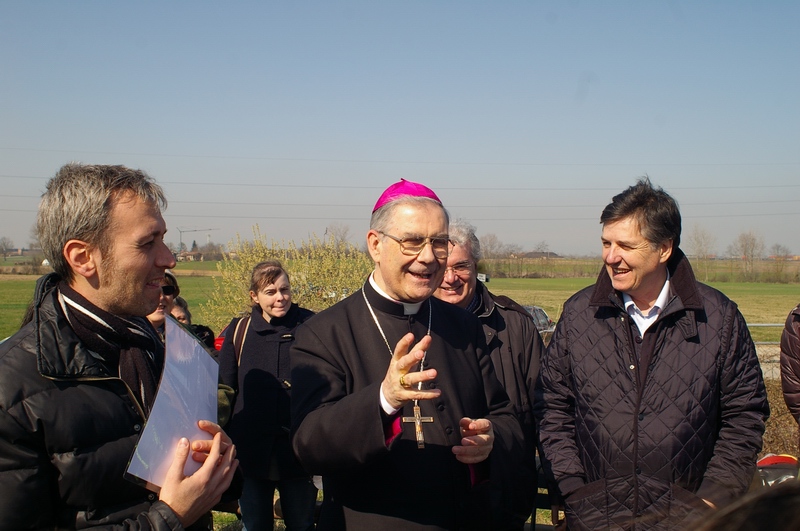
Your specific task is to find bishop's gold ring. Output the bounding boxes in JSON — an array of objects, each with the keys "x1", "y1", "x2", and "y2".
[{"x1": 399, "y1": 374, "x2": 409, "y2": 388}]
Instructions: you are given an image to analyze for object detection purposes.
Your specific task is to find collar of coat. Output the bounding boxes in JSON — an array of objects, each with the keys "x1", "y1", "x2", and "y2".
[
  {"x1": 588, "y1": 248, "x2": 705, "y2": 340},
  {"x1": 248, "y1": 302, "x2": 302, "y2": 334},
  {"x1": 474, "y1": 280, "x2": 532, "y2": 321},
  {"x1": 31, "y1": 273, "x2": 150, "y2": 380}
]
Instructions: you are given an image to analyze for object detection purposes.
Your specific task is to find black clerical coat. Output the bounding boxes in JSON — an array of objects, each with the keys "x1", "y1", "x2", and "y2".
[{"x1": 291, "y1": 281, "x2": 525, "y2": 530}]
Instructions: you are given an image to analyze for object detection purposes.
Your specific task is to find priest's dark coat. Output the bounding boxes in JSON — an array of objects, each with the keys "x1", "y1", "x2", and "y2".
[{"x1": 290, "y1": 280, "x2": 526, "y2": 530}]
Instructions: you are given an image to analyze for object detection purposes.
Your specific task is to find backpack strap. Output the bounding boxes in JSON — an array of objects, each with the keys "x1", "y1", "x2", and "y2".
[{"x1": 232, "y1": 314, "x2": 251, "y2": 366}]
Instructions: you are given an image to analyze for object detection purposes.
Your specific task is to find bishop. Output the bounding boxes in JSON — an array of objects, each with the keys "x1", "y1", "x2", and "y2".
[{"x1": 291, "y1": 179, "x2": 525, "y2": 530}]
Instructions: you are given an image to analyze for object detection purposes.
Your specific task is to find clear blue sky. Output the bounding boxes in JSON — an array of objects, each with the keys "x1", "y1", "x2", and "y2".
[{"x1": 2, "y1": 1, "x2": 798, "y2": 257}]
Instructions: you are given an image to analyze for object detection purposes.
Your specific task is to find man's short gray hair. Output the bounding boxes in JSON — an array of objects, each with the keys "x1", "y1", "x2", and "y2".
[
  {"x1": 369, "y1": 196, "x2": 450, "y2": 234},
  {"x1": 448, "y1": 219, "x2": 481, "y2": 263},
  {"x1": 37, "y1": 163, "x2": 167, "y2": 282}
]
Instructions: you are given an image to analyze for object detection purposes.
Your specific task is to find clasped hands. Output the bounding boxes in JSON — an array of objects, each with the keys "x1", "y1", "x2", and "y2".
[{"x1": 380, "y1": 332, "x2": 494, "y2": 464}]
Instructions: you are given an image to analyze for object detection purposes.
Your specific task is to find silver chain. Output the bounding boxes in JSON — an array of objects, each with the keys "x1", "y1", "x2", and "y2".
[{"x1": 362, "y1": 287, "x2": 431, "y2": 391}]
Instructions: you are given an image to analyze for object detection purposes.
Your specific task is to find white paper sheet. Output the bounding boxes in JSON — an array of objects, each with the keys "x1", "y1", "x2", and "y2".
[{"x1": 126, "y1": 317, "x2": 219, "y2": 491}]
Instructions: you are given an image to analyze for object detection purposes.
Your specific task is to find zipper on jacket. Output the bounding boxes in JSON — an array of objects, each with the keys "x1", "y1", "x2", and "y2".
[
  {"x1": 42, "y1": 374, "x2": 147, "y2": 421},
  {"x1": 620, "y1": 313, "x2": 642, "y2": 527}
]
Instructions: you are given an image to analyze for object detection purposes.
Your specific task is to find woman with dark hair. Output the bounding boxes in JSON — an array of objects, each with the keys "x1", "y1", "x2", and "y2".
[
  {"x1": 171, "y1": 296, "x2": 192, "y2": 325},
  {"x1": 218, "y1": 261, "x2": 317, "y2": 531}
]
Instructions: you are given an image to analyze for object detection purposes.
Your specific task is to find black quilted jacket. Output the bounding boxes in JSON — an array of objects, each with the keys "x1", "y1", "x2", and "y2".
[
  {"x1": 0, "y1": 274, "x2": 182, "y2": 530},
  {"x1": 535, "y1": 250, "x2": 769, "y2": 530}
]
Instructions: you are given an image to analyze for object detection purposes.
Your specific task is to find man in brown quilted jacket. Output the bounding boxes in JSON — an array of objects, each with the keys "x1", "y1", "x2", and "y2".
[
  {"x1": 535, "y1": 178, "x2": 769, "y2": 530},
  {"x1": 780, "y1": 303, "x2": 800, "y2": 438}
]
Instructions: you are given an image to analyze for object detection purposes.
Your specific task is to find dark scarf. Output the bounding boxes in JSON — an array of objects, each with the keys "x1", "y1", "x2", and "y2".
[
  {"x1": 58, "y1": 282, "x2": 164, "y2": 414},
  {"x1": 464, "y1": 288, "x2": 483, "y2": 314}
]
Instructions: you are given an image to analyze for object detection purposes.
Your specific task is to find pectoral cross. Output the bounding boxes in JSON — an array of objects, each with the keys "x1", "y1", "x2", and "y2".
[{"x1": 402, "y1": 404, "x2": 434, "y2": 449}]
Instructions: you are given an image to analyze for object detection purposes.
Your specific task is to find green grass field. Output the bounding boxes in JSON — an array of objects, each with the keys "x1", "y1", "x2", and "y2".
[
  {"x1": 0, "y1": 276, "x2": 37, "y2": 337},
  {"x1": 0, "y1": 274, "x2": 224, "y2": 340},
  {"x1": 484, "y1": 277, "x2": 799, "y2": 344},
  {"x1": 2, "y1": 272, "x2": 798, "y2": 342},
  {"x1": 173, "y1": 260, "x2": 222, "y2": 272}
]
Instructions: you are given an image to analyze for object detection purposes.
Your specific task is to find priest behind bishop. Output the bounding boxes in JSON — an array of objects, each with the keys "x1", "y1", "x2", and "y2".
[{"x1": 290, "y1": 179, "x2": 526, "y2": 530}]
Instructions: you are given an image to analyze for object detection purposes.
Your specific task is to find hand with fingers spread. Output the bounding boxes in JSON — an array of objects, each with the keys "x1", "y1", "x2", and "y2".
[
  {"x1": 159, "y1": 422, "x2": 239, "y2": 528},
  {"x1": 381, "y1": 333, "x2": 441, "y2": 410},
  {"x1": 451, "y1": 417, "x2": 494, "y2": 464}
]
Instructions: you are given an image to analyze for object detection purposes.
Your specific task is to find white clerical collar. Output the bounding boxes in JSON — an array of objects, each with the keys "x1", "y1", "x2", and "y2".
[
  {"x1": 623, "y1": 270, "x2": 671, "y2": 335},
  {"x1": 368, "y1": 273, "x2": 424, "y2": 315}
]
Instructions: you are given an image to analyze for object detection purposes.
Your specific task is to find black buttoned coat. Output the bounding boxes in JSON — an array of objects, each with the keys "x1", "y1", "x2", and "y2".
[
  {"x1": 219, "y1": 303, "x2": 315, "y2": 480},
  {"x1": 291, "y1": 280, "x2": 525, "y2": 530}
]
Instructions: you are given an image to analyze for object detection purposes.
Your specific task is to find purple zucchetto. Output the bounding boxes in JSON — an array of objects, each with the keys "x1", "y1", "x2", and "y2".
[{"x1": 372, "y1": 179, "x2": 442, "y2": 213}]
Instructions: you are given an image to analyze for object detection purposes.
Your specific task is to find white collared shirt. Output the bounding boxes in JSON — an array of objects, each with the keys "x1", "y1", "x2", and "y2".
[{"x1": 623, "y1": 273, "x2": 671, "y2": 335}]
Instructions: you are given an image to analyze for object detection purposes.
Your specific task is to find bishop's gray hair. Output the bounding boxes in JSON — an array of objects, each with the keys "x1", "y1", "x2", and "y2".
[{"x1": 369, "y1": 196, "x2": 450, "y2": 234}]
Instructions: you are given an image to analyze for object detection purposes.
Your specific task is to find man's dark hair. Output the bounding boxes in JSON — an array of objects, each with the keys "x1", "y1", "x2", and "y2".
[
  {"x1": 697, "y1": 481, "x2": 800, "y2": 531},
  {"x1": 600, "y1": 177, "x2": 681, "y2": 250},
  {"x1": 190, "y1": 324, "x2": 216, "y2": 351}
]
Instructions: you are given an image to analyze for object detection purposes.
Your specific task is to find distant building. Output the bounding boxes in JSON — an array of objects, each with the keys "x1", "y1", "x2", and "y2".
[
  {"x1": 177, "y1": 251, "x2": 204, "y2": 262},
  {"x1": 520, "y1": 251, "x2": 561, "y2": 259}
]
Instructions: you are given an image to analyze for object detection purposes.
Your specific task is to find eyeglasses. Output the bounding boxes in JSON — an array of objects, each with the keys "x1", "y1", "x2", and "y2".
[
  {"x1": 161, "y1": 285, "x2": 176, "y2": 296},
  {"x1": 444, "y1": 261, "x2": 473, "y2": 277},
  {"x1": 380, "y1": 232, "x2": 450, "y2": 259}
]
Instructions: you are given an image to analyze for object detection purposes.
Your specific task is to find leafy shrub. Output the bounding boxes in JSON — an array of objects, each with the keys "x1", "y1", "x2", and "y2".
[{"x1": 201, "y1": 226, "x2": 373, "y2": 332}]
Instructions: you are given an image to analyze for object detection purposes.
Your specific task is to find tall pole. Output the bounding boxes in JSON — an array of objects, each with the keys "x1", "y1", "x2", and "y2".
[{"x1": 177, "y1": 227, "x2": 217, "y2": 256}]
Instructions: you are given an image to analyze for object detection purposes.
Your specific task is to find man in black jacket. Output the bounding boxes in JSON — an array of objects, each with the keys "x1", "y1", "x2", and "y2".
[
  {"x1": 535, "y1": 178, "x2": 769, "y2": 530},
  {"x1": 434, "y1": 218, "x2": 543, "y2": 530},
  {"x1": 0, "y1": 163, "x2": 238, "y2": 530}
]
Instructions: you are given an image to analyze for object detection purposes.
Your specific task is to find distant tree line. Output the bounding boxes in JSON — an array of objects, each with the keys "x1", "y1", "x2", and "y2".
[{"x1": 687, "y1": 226, "x2": 795, "y2": 283}]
